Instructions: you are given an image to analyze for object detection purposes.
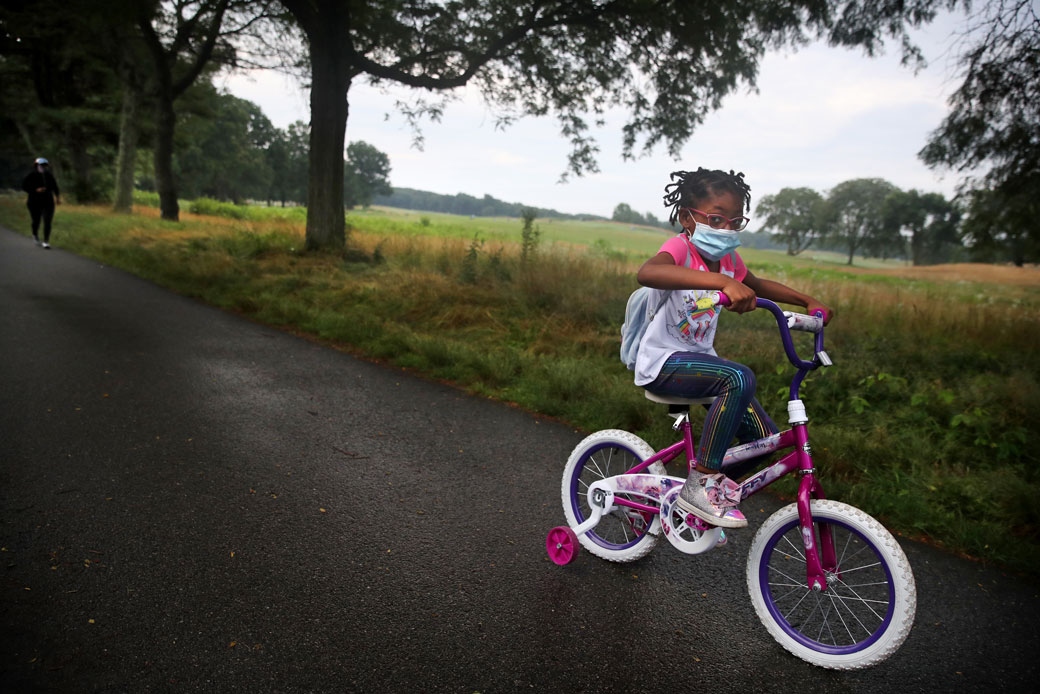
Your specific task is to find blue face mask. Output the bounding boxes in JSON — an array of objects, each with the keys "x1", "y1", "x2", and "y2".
[{"x1": 690, "y1": 222, "x2": 741, "y2": 261}]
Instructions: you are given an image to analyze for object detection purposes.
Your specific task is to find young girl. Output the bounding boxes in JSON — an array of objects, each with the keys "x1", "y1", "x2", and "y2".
[{"x1": 635, "y1": 168, "x2": 831, "y2": 529}]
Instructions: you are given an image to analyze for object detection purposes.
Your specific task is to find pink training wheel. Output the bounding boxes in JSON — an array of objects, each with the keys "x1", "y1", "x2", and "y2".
[{"x1": 546, "y1": 526, "x2": 580, "y2": 565}]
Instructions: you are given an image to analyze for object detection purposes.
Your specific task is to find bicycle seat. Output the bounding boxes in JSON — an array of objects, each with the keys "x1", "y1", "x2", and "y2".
[{"x1": 644, "y1": 391, "x2": 716, "y2": 406}]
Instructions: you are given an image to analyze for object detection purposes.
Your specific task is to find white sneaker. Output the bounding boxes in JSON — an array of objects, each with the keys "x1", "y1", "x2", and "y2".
[
  {"x1": 33, "y1": 235, "x2": 41, "y2": 246},
  {"x1": 42, "y1": 242, "x2": 51, "y2": 249}
]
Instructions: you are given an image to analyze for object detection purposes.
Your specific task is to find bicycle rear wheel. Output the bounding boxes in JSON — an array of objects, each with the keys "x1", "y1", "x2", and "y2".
[
  {"x1": 746, "y1": 500, "x2": 916, "y2": 669},
  {"x1": 561, "y1": 430, "x2": 659, "y2": 563}
]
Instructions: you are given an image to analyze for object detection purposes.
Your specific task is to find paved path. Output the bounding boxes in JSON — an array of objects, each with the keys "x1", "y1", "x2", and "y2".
[{"x1": 1, "y1": 226, "x2": 1037, "y2": 692}]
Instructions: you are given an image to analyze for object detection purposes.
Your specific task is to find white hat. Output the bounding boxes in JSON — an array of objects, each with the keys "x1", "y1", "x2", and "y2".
[{"x1": 34, "y1": 157, "x2": 49, "y2": 165}]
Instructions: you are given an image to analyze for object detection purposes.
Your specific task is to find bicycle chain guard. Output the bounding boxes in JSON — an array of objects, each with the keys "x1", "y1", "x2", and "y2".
[{"x1": 659, "y1": 486, "x2": 724, "y2": 554}]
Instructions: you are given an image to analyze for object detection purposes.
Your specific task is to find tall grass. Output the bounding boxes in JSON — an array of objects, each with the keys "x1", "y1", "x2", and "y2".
[{"x1": 3, "y1": 196, "x2": 1038, "y2": 578}]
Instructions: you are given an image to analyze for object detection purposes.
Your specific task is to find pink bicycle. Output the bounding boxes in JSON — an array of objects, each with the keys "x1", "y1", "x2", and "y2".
[{"x1": 546, "y1": 293, "x2": 916, "y2": 670}]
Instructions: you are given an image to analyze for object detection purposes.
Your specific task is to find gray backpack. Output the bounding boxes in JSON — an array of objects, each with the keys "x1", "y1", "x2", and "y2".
[{"x1": 619, "y1": 239, "x2": 691, "y2": 370}]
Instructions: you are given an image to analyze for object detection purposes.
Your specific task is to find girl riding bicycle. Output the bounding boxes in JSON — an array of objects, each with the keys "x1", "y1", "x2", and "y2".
[{"x1": 635, "y1": 168, "x2": 831, "y2": 529}]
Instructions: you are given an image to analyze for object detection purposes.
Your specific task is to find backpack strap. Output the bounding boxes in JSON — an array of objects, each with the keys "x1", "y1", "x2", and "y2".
[{"x1": 649, "y1": 234, "x2": 693, "y2": 319}]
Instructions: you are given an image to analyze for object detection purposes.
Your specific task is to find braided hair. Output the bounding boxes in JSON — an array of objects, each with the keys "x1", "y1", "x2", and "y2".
[{"x1": 663, "y1": 168, "x2": 752, "y2": 227}]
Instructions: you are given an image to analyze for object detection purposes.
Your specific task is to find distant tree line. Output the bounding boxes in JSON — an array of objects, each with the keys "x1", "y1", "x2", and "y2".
[
  {"x1": 373, "y1": 188, "x2": 604, "y2": 222},
  {"x1": 756, "y1": 179, "x2": 974, "y2": 266},
  {"x1": 611, "y1": 203, "x2": 668, "y2": 230}
]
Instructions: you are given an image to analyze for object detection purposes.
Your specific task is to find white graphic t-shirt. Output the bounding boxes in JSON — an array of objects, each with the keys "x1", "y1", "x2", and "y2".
[{"x1": 633, "y1": 235, "x2": 748, "y2": 386}]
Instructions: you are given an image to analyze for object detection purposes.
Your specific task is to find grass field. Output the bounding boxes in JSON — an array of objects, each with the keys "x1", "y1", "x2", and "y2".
[{"x1": 3, "y1": 194, "x2": 1039, "y2": 579}]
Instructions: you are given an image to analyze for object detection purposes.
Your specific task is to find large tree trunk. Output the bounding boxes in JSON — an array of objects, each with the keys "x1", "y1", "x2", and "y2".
[
  {"x1": 911, "y1": 230, "x2": 923, "y2": 266},
  {"x1": 66, "y1": 123, "x2": 95, "y2": 203},
  {"x1": 154, "y1": 96, "x2": 179, "y2": 221},
  {"x1": 305, "y1": 22, "x2": 351, "y2": 250},
  {"x1": 113, "y1": 85, "x2": 141, "y2": 213}
]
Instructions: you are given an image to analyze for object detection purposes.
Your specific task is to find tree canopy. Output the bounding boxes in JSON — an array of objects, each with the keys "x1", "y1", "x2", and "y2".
[
  {"x1": 343, "y1": 141, "x2": 391, "y2": 208},
  {"x1": 756, "y1": 187, "x2": 826, "y2": 256},
  {"x1": 919, "y1": 0, "x2": 1039, "y2": 264},
  {"x1": 279, "y1": 0, "x2": 952, "y2": 250},
  {"x1": 823, "y1": 178, "x2": 901, "y2": 265}
]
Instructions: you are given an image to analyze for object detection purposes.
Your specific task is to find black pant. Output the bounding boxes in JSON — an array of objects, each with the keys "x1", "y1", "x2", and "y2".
[{"x1": 28, "y1": 201, "x2": 55, "y2": 241}]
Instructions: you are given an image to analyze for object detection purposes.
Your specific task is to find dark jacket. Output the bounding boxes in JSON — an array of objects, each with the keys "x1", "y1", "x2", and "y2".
[{"x1": 22, "y1": 169, "x2": 60, "y2": 206}]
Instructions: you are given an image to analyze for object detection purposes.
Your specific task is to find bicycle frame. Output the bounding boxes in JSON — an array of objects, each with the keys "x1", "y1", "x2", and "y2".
[{"x1": 615, "y1": 296, "x2": 837, "y2": 591}]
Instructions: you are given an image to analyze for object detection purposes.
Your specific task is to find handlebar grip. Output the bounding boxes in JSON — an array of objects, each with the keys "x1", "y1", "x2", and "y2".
[
  {"x1": 785, "y1": 312, "x2": 824, "y2": 334},
  {"x1": 694, "y1": 291, "x2": 728, "y2": 310}
]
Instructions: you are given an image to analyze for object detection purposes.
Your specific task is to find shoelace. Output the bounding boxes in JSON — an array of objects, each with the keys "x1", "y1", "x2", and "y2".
[{"x1": 702, "y1": 473, "x2": 741, "y2": 508}]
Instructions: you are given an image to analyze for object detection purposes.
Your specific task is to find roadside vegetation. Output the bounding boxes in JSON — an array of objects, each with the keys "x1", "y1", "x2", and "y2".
[{"x1": 3, "y1": 194, "x2": 1038, "y2": 578}]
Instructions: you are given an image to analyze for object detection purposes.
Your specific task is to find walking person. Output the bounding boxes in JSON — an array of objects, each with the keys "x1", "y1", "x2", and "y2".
[{"x1": 21, "y1": 157, "x2": 61, "y2": 249}]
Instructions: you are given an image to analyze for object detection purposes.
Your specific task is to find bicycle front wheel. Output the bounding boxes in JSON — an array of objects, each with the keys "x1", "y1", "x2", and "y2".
[{"x1": 746, "y1": 500, "x2": 916, "y2": 670}]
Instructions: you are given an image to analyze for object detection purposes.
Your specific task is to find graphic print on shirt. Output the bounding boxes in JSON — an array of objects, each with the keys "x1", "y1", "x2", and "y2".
[{"x1": 675, "y1": 293, "x2": 718, "y2": 343}]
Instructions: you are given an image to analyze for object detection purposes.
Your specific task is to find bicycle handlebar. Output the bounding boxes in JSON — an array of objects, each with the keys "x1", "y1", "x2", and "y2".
[{"x1": 709, "y1": 291, "x2": 827, "y2": 371}]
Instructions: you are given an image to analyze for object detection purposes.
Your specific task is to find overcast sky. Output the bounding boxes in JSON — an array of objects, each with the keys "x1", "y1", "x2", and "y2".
[{"x1": 221, "y1": 9, "x2": 971, "y2": 226}]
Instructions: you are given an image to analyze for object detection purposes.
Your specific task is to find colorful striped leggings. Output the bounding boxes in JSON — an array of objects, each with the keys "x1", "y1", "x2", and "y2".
[{"x1": 645, "y1": 352, "x2": 778, "y2": 471}]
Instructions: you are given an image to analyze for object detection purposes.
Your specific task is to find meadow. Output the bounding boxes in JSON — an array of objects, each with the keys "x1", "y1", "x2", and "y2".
[{"x1": 3, "y1": 193, "x2": 1038, "y2": 578}]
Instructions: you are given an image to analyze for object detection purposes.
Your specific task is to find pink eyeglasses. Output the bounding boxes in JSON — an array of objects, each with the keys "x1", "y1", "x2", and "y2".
[{"x1": 684, "y1": 207, "x2": 750, "y2": 231}]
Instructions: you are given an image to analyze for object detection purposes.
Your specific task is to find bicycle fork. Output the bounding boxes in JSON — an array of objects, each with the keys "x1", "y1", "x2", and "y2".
[{"x1": 790, "y1": 400, "x2": 838, "y2": 592}]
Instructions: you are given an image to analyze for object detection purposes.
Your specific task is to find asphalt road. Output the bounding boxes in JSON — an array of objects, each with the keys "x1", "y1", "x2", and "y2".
[{"x1": 1, "y1": 225, "x2": 1037, "y2": 693}]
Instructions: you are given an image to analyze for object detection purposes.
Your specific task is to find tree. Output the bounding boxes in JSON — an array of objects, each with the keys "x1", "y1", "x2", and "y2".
[
  {"x1": 278, "y1": 0, "x2": 952, "y2": 251},
  {"x1": 0, "y1": 0, "x2": 124, "y2": 203},
  {"x1": 919, "y1": 0, "x2": 1040, "y2": 265},
  {"x1": 882, "y1": 189, "x2": 961, "y2": 265},
  {"x1": 176, "y1": 88, "x2": 274, "y2": 203},
  {"x1": 612, "y1": 203, "x2": 642, "y2": 225},
  {"x1": 343, "y1": 141, "x2": 391, "y2": 208},
  {"x1": 132, "y1": 0, "x2": 282, "y2": 220},
  {"x1": 265, "y1": 120, "x2": 310, "y2": 206},
  {"x1": 823, "y1": 179, "x2": 900, "y2": 265},
  {"x1": 135, "y1": 0, "x2": 232, "y2": 220},
  {"x1": 960, "y1": 186, "x2": 1037, "y2": 265},
  {"x1": 756, "y1": 187, "x2": 825, "y2": 256}
]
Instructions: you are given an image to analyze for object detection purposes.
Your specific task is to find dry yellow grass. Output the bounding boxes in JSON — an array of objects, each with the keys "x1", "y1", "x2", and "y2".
[{"x1": 844, "y1": 262, "x2": 1040, "y2": 287}]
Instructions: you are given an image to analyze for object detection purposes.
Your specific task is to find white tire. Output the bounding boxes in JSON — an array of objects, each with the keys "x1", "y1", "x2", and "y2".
[
  {"x1": 560, "y1": 430, "x2": 659, "y2": 562},
  {"x1": 746, "y1": 499, "x2": 917, "y2": 669}
]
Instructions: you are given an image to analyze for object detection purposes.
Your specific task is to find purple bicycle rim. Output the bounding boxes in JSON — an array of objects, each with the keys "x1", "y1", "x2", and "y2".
[
  {"x1": 569, "y1": 442, "x2": 651, "y2": 551},
  {"x1": 758, "y1": 516, "x2": 895, "y2": 655}
]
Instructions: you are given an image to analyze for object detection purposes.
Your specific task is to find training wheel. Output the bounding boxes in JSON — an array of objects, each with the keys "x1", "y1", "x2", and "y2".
[{"x1": 546, "y1": 526, "x2": 580, "y2": 565}]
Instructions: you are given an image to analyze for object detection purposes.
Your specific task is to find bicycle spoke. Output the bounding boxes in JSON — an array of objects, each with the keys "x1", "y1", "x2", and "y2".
[
  {"x1": 834, "y1": 539, "x2": 872, "y2": 568},
  {"x1": 829, "y1": 592, "x2": 856, "y2": 644},
  {"x1": 839, "y1": 580, "x2": 889, "y2": 588},
  {"x1": 782, "y1": 584, "x2": 814, "y2": 621},
  {"x1": 832, "y1": 594, "x2": 890, "y2": 606},
  {"x1": 831, "y1": 590, "x2": 876, "y2": 638},
  {"x1": 780, "y1": 534, "x2": 807, "y2": 562},
  {"x1": 833, "y1": 578, "x2": 887, "y2": 622},
  {"x1": 799, "y1": 590, "x2": 824, "y2": 632},
  {"x1": 816, "y1": 598, "x2": 835, "y2": 643},
  {"x1": 835, "y1": 526, "x2": 854, "y2": 567},
  {"x1": 834, "y1": 560, "x2": 882, "y2": 575},
  {"x1": 771, "y1": 584, "x2": 807, "y2": 603},
  {"x1": 587, "y1": 454, "x2": 608, "y2": 481},
  {"x1": 768, "y1": 565, "x2": 805, "y2": 588}
]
